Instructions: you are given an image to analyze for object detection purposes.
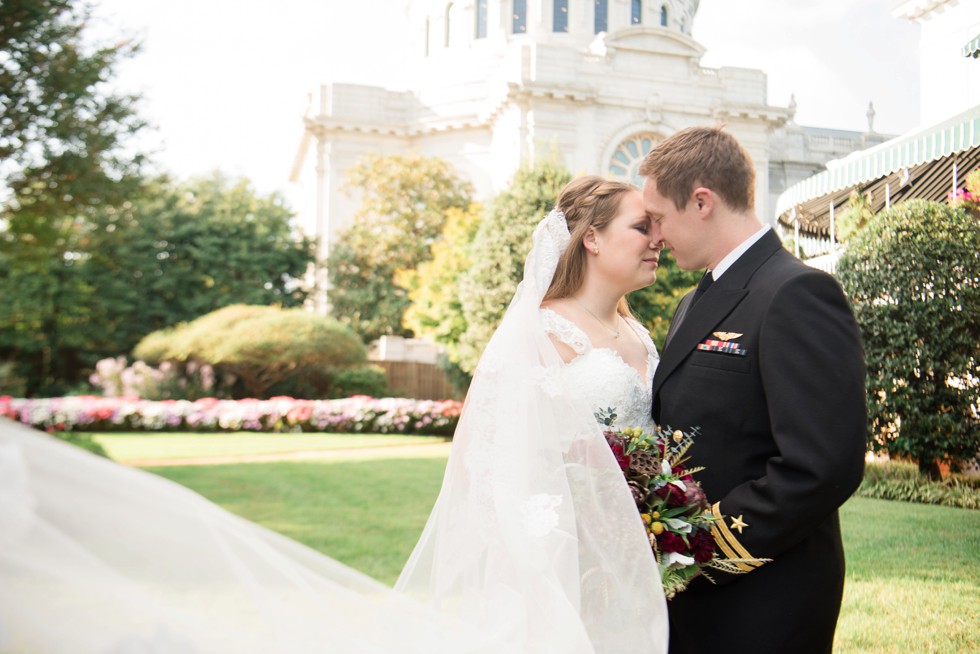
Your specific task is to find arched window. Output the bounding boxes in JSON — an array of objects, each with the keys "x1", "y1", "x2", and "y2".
[
  {"x1": 660, "y1": 5, "x2": 668, "y2": 27},
  {"x1": 475, "y1": 0, "x2": 488, "y2": 39},
  {"x1": 424, "y1": 17, "x2": 430, "y2": 56},
  {"x1": 513, "y1": 0, "x2": 527, "y2": 34},
  {"x1": 553, "y1": 0, "x2": 568, "y2": 32},
  {"x1": 445, "y1": 3, "x2": 453, "y2": 47},
  {"x1": 609, "y1": 134, "x2": 659, "y2": 185},
  {"x1": 631, "y1": 0, "x2": 642, "y2": 25},
  {"x1": 594, "y1": 0, "x2": 608, "y2": 33}
]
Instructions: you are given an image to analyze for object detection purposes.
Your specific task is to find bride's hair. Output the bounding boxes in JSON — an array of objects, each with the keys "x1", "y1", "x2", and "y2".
[{"x1": 542, "y1": 175, "x2": 639, "y2": 318}]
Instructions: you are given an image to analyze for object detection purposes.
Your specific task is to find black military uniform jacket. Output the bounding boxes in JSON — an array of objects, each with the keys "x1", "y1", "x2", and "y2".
[{"x1": 652, "y1": 230, "x2": 867, "y2": 654}]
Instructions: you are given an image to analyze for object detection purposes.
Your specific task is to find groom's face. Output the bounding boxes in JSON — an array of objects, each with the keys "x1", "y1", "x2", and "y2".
[{"x1": 642, "y1": 177, "x2": 705, "y2": 271}]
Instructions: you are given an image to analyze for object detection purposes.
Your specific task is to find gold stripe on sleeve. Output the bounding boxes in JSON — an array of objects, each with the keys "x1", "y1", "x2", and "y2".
[{"x1": 710, "y1": 502, "x2": 765, "y2": 570}]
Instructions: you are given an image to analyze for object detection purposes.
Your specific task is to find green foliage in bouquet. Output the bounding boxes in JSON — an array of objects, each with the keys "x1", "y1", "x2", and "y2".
[{"x1": 837, "y1": 200, "x2": 980, "y2": 479}]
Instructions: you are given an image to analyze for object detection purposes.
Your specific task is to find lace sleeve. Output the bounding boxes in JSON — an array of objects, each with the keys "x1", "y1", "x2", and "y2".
[{"x1": 540, "y1": 309, "x2": 591, "y2": 356}]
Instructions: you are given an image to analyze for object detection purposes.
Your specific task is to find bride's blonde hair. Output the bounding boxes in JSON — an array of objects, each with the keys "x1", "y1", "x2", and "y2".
[{"x1": 543, "y1": 175, "x2": 638, "y2": 318}]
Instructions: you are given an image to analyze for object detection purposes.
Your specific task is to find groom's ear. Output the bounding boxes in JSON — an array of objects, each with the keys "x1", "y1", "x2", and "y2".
[{"x1": 691, "y1": 188, "x2": 713, "y2": 216}]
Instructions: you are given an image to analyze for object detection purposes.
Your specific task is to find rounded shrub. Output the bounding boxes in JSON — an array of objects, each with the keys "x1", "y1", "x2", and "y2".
[{"x1": 837, "y1": 200, "x2": 980, "y2": 478}]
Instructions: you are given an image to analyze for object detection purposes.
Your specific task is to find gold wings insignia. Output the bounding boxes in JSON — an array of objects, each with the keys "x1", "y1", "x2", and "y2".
[{"x1": 713, "y1": 331, "x2": 743, "y2": 341}]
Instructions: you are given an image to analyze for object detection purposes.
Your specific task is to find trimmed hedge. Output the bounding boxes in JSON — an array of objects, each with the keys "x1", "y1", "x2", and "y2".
[{"x1": 858, "y1": 461, "x2": 980, "y2": 510}]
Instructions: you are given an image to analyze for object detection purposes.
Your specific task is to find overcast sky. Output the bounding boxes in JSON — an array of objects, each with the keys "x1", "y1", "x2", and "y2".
[{"x1": 91, "y1": 0, "x2": 921, "y2": 200}]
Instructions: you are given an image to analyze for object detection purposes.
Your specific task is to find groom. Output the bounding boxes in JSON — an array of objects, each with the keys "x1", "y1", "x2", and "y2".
[{"x1": 642, "y1": 126, "x2": 867, "y2": 654}]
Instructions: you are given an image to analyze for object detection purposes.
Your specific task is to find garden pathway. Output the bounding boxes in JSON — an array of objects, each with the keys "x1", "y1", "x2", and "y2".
[{"x1": 126, "y1": 441, "x2": 454, "y2": 467}]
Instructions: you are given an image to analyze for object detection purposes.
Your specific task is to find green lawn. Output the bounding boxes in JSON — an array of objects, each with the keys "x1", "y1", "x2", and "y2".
[
  {"x1": 148, "y1": 457, "x2": 447, "y2": 583},
  {"x1": 96, "y1": 431, "x2": 449, "y2": 462},
  {"x1": 148, "y1": 457, "x2": 979, "y2": 653}
]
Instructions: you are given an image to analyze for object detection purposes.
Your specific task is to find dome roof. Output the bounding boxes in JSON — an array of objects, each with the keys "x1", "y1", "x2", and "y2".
[{"x1": 407, "y1": 0, "x2": 701, "y2": 53}]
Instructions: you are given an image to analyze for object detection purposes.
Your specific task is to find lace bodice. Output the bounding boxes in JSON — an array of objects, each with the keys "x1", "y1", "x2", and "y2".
[{"x1": 541, "y1": 308, "x2": 659, "y2": 434}]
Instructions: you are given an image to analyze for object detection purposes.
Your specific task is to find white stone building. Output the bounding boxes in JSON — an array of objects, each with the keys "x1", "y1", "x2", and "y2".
[
  {"x1": 291, "y1": 0, "x2": 887, "y2": 308},
  {"x1": 895, "y1": 0, "x2": 980, "y2": 126}
]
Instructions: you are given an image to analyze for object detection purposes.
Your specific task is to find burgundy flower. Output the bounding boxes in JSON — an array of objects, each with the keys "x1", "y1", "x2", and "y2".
[
  {"x1": 690, "y1": 529, "x2": 715, "y2": 563},
  {"x1": 652, "y1": 481, "x2": 708, "y2": 516},
  {"x1": 681, "y1": 483, "x2": 708, "y2": 513},
  {"x1": 604, "y1": 432, "x2": 631, "y2": 471},
  {"x1": 658, "y1": 531, "x2": 689, "y2": 554},
  {"x1": 651, "y1": 484, "x2": 686, "y2": 509}
]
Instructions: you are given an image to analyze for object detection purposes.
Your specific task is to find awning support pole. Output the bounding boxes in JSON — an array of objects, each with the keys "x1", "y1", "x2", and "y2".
[{"x1": 829, "y1": 201, "x2": 835, "y2": 254}]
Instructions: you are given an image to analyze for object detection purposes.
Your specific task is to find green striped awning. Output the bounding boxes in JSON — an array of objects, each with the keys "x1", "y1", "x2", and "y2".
[
  {"x1": 965, "y1": 33, "x2": 980, "y2": 58},
  {"x1": 775, "y1": 105, "x2": 980, "y2": 222}
]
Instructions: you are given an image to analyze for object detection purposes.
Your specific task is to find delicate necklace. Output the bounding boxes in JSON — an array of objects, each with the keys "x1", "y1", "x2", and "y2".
[{"x1": 575, "y1": 298, "x2": 620, "y2": 339}]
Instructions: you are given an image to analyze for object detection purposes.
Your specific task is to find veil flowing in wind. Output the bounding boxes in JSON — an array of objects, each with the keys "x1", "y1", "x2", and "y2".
[{"x1": 0, "y1": 211, "x2": 667, "y2": 653}]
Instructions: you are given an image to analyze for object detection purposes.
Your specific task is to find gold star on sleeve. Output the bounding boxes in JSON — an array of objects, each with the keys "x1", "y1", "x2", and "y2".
[{"x1": 729, "y1": 514, "x2": 748, "y2": 534}]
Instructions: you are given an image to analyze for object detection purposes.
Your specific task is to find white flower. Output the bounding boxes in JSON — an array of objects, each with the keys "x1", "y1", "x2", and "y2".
[
  {"x1": 663, "y1": 551, "x2": 696, "y2": 570},
  {"x1": 663, "y1": 518, "x2": 692, "y2": 534}
]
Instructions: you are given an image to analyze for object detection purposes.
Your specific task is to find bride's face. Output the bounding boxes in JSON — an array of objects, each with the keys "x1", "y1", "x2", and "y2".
[{"x1": 590, "y1": 190, "x2": 664, "y2": 293}]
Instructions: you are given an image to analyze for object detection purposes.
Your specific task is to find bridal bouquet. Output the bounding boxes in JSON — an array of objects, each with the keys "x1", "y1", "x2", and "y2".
[{"x1": 597, "y1": 409, "x2": 756, "y2": 599}]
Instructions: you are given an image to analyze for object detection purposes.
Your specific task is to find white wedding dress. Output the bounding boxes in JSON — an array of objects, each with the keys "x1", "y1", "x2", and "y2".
[
  {"x1": 539, "y1": 308, "x2": 659, "y2": 436},
  {"x1": 0, "y1": 211, "x2": 668, "y2": 653}
]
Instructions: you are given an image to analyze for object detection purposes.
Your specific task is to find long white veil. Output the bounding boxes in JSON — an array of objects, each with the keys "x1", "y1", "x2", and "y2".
[{"x1": 0, "y1": 212, "x2": 667, "y2": 653}]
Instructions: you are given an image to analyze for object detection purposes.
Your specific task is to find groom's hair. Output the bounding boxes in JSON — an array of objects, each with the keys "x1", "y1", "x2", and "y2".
[{"x1": 639, "y1": 125, "x2": 755, "y2": 213}]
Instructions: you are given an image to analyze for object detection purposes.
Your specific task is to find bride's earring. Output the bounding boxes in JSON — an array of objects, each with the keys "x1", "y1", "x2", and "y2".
[{"x1": 593, "y1": 247, "x2": 599, "y2": 255}]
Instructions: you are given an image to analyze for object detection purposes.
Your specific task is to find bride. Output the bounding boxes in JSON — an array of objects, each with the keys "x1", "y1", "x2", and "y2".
[{"x1": 0, "y1": 176, "x2": 669, "y2": 653}]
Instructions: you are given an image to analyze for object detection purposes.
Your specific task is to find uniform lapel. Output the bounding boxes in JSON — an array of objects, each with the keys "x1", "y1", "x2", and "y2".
[
  {"x1": 653, "y1": 230, "x2": 784, "y2": 394},
  {"x1": 663, "y1": 294, "x2": 693, "y2": 349}
]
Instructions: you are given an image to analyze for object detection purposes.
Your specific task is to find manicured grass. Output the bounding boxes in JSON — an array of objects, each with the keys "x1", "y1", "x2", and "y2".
[
  {"x1": 148, "y1": 456, "x2": 448, "y2": 585},
  {"x1": 835, "y1": 497, "x2": 979, "y2": 653},
  {"x1": 148, "y1": 458, "x2": 979, "y2": 652},
  {"x1": 96, "y1": 432, "x2": 449, "y2": 462}
]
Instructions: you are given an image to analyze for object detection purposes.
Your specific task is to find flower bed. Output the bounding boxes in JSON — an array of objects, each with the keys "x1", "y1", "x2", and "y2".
[{"x1": 0, "y1": 396, "x2": 462, "y2": 436}]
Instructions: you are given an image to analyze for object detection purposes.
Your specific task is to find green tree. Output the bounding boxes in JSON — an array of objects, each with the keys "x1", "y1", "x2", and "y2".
[
  {"x1": 836, "y1": 190, "x2": 875, "y2": 244},
  {"x1": 82, "y1": 174, "x2": 315, "y2": 345},
  {"x1": 0, "y1": 173, "x2": 316, "y2": 395},
  {"x1": 837, "y1": 200, "x2": 980, "y2": 479},
  {"x1": 0, "y1": 0, "x2": 146, "y2": 394},
  {"x1": 399, "y1": 204, "x2": 482, "y2": 363},
  {"x1": 327, "y1": 154, "x2": 473, "y2": 342},
  {"x1": 456, "y1": 161, "x2": 572, "y2": 372}
]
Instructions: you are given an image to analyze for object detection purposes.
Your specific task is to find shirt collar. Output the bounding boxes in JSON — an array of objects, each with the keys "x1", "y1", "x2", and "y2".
[{"x1": 710, "y1": 224, "x2": 771, "y2": 281}]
